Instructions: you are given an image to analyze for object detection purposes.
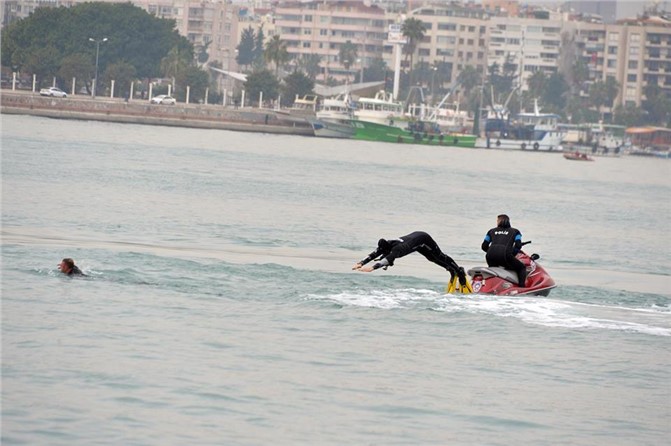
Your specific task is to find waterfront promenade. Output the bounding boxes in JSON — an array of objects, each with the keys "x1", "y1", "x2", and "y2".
[{"x1": 0, "y1": 91, "x2": 314, "y2": 136}]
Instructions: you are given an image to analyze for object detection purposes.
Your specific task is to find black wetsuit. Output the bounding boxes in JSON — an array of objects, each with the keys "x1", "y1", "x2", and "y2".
[
  {"x1": 359, "y1": 231, "x2": 464, "y2": 280},
  {"x1": 481, "y1": 226, "x2": 526, "y2": 287},
  {"x1": 67, "y1": 265, "x2": 85, "y2": 276}
]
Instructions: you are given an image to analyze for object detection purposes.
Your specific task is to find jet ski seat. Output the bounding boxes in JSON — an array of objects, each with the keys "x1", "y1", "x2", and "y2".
[{"x1": 467, "y1": 266, "x2": 520, "y2": 284}]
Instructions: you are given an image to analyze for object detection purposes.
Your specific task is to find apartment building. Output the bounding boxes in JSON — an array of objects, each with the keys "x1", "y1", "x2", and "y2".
[
  {"x1": 1, "y1": 0, "x2": 79, "y2": 26},
  {"x1": 275, "y1": 0, "x2": 387, "y2": 81},
  {"x1": 567, "y1": 15, "x2": 671, "y2": 107},
  {"x1": 405, "y1": 3, "x2": 489, "y2": 87},
  {"x1": 486, "y1": 14, "x2": 564, "y2": 92}
]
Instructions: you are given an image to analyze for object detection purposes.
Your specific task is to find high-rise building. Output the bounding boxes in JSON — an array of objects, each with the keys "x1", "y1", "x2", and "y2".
[
  {"x1": 566, "y1": 14, "x2": 671, "y2": 108},
  {"x1": 275, "y1": 1, "x2": 387, "y2": 81}
]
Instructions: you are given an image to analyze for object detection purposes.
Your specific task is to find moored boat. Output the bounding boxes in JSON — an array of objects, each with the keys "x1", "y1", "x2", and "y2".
[
  {"x1": 311, "y1": 93, "x2": 356, "y2": 138},
  {"x1": 351, "y1": 119, "x2": 476, "y2": 148},
  {"x1": 477, "y1": 100, "x2": 564, "y2": 151}
]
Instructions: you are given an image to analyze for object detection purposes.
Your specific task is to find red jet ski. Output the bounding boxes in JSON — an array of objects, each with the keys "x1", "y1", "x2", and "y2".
[{"x1": 467, "y1": 242, "x2": 556, "y2": 296}]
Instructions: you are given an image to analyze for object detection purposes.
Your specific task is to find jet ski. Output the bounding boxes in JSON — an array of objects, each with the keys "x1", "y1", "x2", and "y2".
[{"x1": 467, "y1": 242, "x2": 556, "y2": 296}]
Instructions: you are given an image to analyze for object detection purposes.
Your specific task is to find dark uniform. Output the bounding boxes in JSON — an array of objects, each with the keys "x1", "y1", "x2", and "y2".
[
  {"x1": 481, "y1": 226, "x2": 526, "y2": 287},
  {"x1": 358, "y1": 231, "x2": 466, "y2": 283}
]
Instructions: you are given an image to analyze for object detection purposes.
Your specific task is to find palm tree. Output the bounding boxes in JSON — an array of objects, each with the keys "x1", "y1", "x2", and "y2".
[
  {"x1": 339, "y1": 40, "x2": 358, "y2": 82},
  {"x1": 401, "y1": 17, "x2": 426, "y2": 86},
  {"x1": 298, "y1": 54, "x2": 322, "y2": 80},
  {"x1": 160, "y1": 46, "x2": 190, "y2": 92},
  {"x1": 457, "y1": 65, "x2": 481, "y2": 95},
  {"x1": 264, "y1": 35, "x2": 289, "y2": 77}
]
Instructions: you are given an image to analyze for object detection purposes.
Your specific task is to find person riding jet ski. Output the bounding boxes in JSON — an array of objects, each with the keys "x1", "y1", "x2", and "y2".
[{"x1": 481, "y1": 214, "x2": 526, "y2": 287}]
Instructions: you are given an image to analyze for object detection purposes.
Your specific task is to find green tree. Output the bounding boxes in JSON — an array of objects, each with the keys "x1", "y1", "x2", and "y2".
[
  {"x1": 254, "y1": 26, "x2": 267, "y2": 70},
  {"x1": 264, "y1": 35, "x2": 289, "y2": 77},
  {"x1": 160, "y1": 46, "x2": 190, "y2": 90},
  {"x1": 526, "y1": 70, "x2": 546, "y2": 100},
  {"x1": 180, "y1": 65, "x2": 209, "y2": 103},
  {"x1": 603, "y1": 76, "x2": 620, "y2": 111},
  {"x1": 565, "y1": 97, "x2": 600, "y2": 124},
  {"x1": 457, "y1": 65, "x2": 481, "y2": 95},
  {"x1": 401, "y1": 17, "x2": 426, "y2": 86},
  {"x1": 613, "y1": 103, "x2": 646, "y2": 127},
  {"x1": 297, "y1": 54, "x2": 322, "y2": 80},
  {"x1": 57, "y1": 53, "x2": 94, "y2": 93},
  {"x1": 102, "y1": 61, "x2": 136, "y2": 97},
  {"x1": 487, "y1": 54, "x2": 517, "y2": 106},
  {"x1": 196, "y1": 41, "x2": 211, "y2": 65},
  {"x1": 588, "y1": 79, "x2": 609, "y2": 118},
  {"x1": 1, "y1": 2, "x2": 192, "y2": 82},
  {"x1": 642, "y1": 84, "x2": 671, "y2": 126},
  {"x1": 281, "y1": 70, "x2": 314, "y2": 106},
  {"x1": 338, "y1": 40, "x2": 358, "y2": 80},
  {"x1": 244, "y1": 69, "x2": 279, "y2": 104},
  {"x1": 361, "y1": 57, "x2": 387, "y2": 82},
  {"x1": 541, "y1": 72, "x2": 569, "y2": 111},
  {"x1": 20, "y1": 45, "x2": 61, "y2": 87},
  {"x1": 236, "y1": 26, "x2": 256, "y2": 69},
  {"x1": 570, "y1": 58, "x2": 589, "y2": 95}
]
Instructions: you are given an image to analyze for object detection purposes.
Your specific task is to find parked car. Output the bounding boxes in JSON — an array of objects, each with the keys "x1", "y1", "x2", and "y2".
[
  {"x1": 39, "y1": 87, "x2": 67, "y2": 98},
  {"x1": 150, "y1": 95, "x2": 176, "y2": 105}
]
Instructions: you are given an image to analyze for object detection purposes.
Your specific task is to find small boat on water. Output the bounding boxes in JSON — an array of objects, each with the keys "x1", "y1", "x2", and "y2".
[{"x1": 564, "y1": 151, "x2": 594, "y2": 161}]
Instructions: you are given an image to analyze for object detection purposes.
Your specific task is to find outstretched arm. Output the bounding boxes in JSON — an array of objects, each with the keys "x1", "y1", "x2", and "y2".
[
  {"x1": 352, "y1": 247, "x2": 382, "y2": 270},
  {"x1": 358, "y1": 257, "x2": 391, "y2": 273}
]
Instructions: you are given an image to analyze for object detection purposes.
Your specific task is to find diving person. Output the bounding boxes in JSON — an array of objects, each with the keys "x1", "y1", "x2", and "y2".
[
  {"x1": 352, "y1": 231, "x2": 467, "y2": 285},
  {"x1": 58, "y1": 258, "x2": 86, "y2": 276},
  {"x1": 481, "y1": 214, "x2": 526, "y2": 287}
]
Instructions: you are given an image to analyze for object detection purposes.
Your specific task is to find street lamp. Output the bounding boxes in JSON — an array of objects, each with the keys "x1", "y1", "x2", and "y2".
[
  {"x1": 89, "y1": 37, "x2": 108, "y2": 98},
  {"x1": 356, "y1": 58, "x2": 364, "y2": 85},
  {"x1": 430, "y1": 65, "x2": 438, "y2": 105}
]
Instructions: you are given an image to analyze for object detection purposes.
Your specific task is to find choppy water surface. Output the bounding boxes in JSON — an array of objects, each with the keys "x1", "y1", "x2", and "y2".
[{"x1": 2, "y1": 115, "x2": 670, "y2": 445}]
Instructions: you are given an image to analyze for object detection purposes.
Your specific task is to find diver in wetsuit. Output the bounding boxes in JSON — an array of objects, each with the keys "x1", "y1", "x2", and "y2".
[
  {"x1": 481, "y1": 214, "x2": 526, "y2": 287},
  {"x1": 352, "y1": 231, "x2": 467, "y2": 285}
]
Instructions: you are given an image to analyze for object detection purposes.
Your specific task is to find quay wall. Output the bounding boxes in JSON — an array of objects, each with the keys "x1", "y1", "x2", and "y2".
[{"x1": 0, "y1": 92, "x2": 314, "y2": 136}]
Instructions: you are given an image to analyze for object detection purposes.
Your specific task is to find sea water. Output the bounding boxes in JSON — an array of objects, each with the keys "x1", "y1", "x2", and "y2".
[{"x1": 1, "y1": 114, "x2": 669, "y2": 445}]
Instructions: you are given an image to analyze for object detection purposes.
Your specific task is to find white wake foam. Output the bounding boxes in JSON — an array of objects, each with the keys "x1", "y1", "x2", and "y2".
[{"x1": 307, "y1": 290, "x2": 671, "y2": 337}]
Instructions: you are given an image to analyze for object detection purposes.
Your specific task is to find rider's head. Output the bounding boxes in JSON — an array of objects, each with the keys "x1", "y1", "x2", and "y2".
[
  {"x1": 377, "y1": 238, "x2": 392, "y2": 254},
  {"x1": 497, "y1": 214, "x2": 511, "y2": 228}
]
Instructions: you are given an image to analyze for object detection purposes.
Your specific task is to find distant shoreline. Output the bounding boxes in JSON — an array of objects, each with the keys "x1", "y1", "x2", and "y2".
[{"x1": 0, "y1": 91, "x2": 314, "y2": 136}]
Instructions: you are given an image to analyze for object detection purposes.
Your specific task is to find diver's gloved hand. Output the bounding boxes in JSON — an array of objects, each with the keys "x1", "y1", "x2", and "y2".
[{"x1": 457, "y1": 267, "x2": 467, "y2": 286}]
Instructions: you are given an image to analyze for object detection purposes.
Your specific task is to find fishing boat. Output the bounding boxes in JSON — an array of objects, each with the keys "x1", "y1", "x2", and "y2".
[
  {"x1": 475, "y1": 86, "x2": 563, "y2": 151},
  {"x1": 351, "y1": 119, "x2": 476, "y2": 147},
  {"x1": 350, "y1": 89, "x2": 476, "y2": 148},
  {"x1": 477, "y1": 100, "x2": 564, "y2": 151},
  {"x1": 310, "y1": 93, "x2": 357, "y2": 138}
]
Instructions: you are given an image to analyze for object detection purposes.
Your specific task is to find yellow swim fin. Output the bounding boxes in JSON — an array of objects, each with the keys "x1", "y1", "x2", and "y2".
[{"x1": 446, "y1": 275, "x2": 473, "y2": 294}]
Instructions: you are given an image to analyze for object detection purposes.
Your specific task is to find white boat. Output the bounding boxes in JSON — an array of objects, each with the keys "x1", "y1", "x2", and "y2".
[
  {"x1": 477, "y1": 100, "x2": 564, "y2": 151},
  {"x1": 561, "y1": 123, "x2": 627, "y2": 156},
  {"x1": 311, "y1": 93, "x2": 356, "y2": 138},
  {"x1": 353, "y1": 90, "x2": 405, "y2": 127}
]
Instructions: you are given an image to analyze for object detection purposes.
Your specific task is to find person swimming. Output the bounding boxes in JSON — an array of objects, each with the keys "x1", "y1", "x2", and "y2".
[{"x1": 58, "y1": 258, "x2": 86, "y2": 276}]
